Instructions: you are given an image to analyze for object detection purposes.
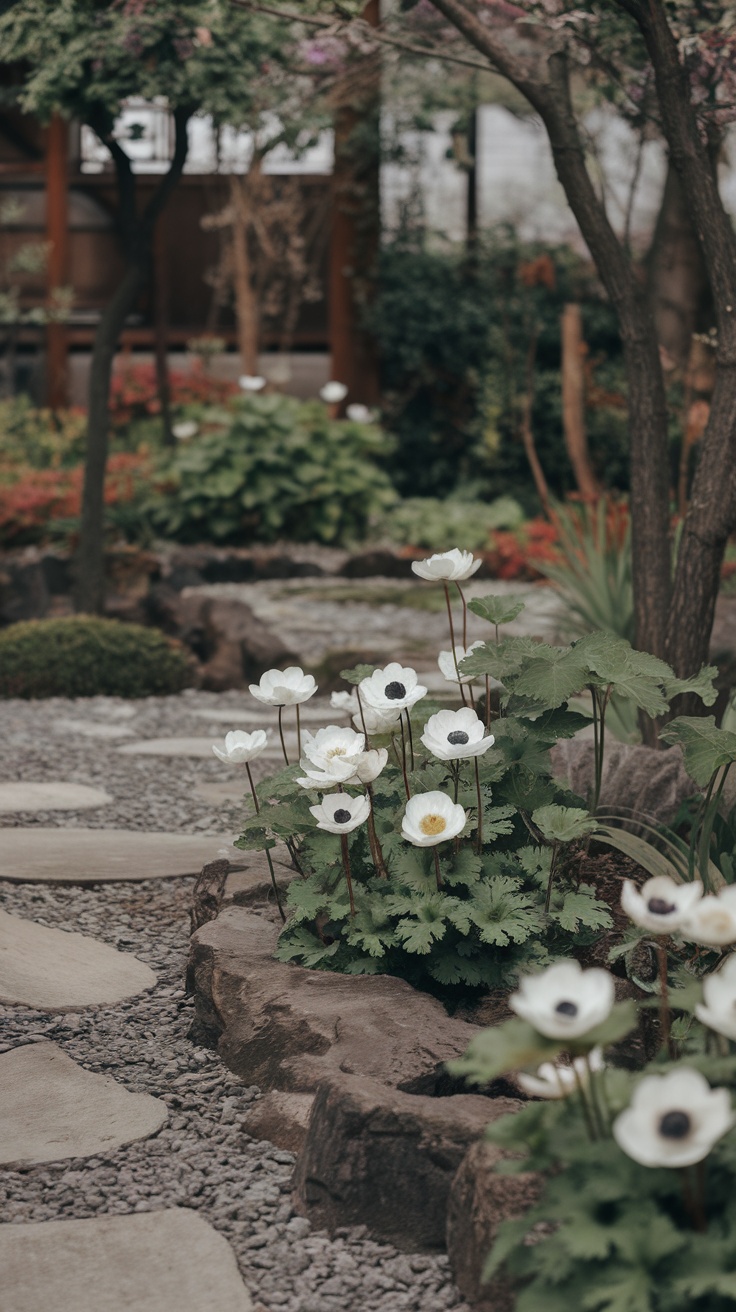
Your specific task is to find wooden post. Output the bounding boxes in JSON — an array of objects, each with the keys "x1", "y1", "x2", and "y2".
[
  {"x1": 153, "y1": 213, "x2": 173, "y2": 444},
  {"x1": 45, "y1": 114, "x2": 69, "y2": 408},
  {"x1": 561, "y1": 302, "x2": 600, "y2": 501},
  {"x1": 328, "y1": 0, "x2": 380, "y2": 408}
]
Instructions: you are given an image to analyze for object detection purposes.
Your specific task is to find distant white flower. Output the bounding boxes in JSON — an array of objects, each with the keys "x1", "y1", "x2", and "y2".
[
  {"x1": 320, "y1": 380, "x2": 348, "y2": 404},
  {"x1": 682, "y1": 886, "x2": 736, "y2": 947},
  {"x1": 696, "y1": 954, "x2": 736, "y2": 1040},
  {"x1": 212, "y1": 729, "x2": 268, "y2": 765},
  {"x1": 346, "y1": 403, "x2": 373, "y2": 423},
  {"x1": 517, "y1": 1048, "x2": 604, "y2": 1100},
  {"x1": 401, "y1": 791, "x2": 466, "y2": 848},
  {"x1": 613, "y1": 1067, "x2": 734, "y2": 1168},
  {"x1": 510, "y1": 961, "x2": 615, "y2": 1040},
  {"x1": 297, "y1": 740, "x2": 388, "y2": 791},
  {"x1": 352, "y1": 704, "x2": 403, "y2": 735},
  {"x1": 172, "y1": 420, "x2": 198, "y2": 441},
  {"x1": 421, "y1": 708, "x2": 495, "y2": 761},
  {"x1": 621, "y1": 876, "x2": 703, "y2": 935},
  {"x1": 239, "y1": 375, "x2": 266, "y2": 391},
  {"x1": 310, "y1": 791, "x2": 371, "y2": 834},
  {"x1": 249, "y1": 667, "x2": 317, "y2": 707},
  {"x1": 411, "y1": 549, "x2": 482, "y2": 583},
  {"x1": 331, "y1": 690, "x2": 359, "y2": 715},
  {"x1": 360, "y1": 663, "x2": 427, "y2": 714},
  {"x1": 438, "y1": 641, "x2": 484, "y2": 685}
]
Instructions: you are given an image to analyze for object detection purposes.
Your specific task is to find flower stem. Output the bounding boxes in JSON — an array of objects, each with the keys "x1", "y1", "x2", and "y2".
[
  {"x1": 356, "y1": 685, "x2": 370, "y2": 745},
  {"x1": 584, "y1": 1052, "x2": 606, "y2": 1137},
  {"x1": 452, "y1": 762, "x2": 460, "y2": 804},
  {"x1": 246, "y1": 763, "x2": 285, "y2": 922},
  {"x1": 404, "y1": 708, "x2": 415, "y2": 770},
  {"x1": 485, "y1": 674, "x2": 492, "y2": 732},
  {"x1": 572, "y1": 1062, "x2": 598, "y2": 1142},
  {"x1": 399, "y1": 716, "x2": 411, "y2": 799},
  {"x1": 341, "y1": 833, "x2": 356, "y2": 916},
  {"x1": 681, "y1": 1166, "x2": 707, "y2": 1233},
  {"x1": 456, "y1": 581, "x2": 468, "y2": 651},
  {"x1": 278, "y1": 705, "x2": 290, "y2": 766},
  {"x1": 434, "y1": 846, "x2": 443, "y2": 891},
  {"x1": 474, "y1": 756, "x2": 483, "y2": 855},
  {"x1": 366, "y1": 784, "x2": 388, "y2": 878},
  {"x1": 296, "y1": 703, "x2": 302, "y2": 760},
  {"x1": 544, "y1": 842, "x2": 559, "y2": 914},
  {"x1": 658, "y1": 940, "x2": 675, "y2": 1060},
  {"x1": 444, "y1": 581, "x2": 467, "y2": 706}
]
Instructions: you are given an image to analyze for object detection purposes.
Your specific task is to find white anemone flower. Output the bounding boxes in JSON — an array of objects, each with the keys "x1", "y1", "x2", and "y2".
[
  {"x1": 249, "y1": 667, "x2": 317, "y2": 707},
  {"x1": 303, "y1": 726, "x2": 365, "y2": 772},
  {"x1": 320, "y1": 380, "x2": 348, "y2": 404},
  {"x1": 621, "y1": 876, "x2": 703, "y2": 935},
  {"x1": 310, "y1": 791, "x2": 371, "y2": 835},
  {"x1": 438, "y1": 641, "x2": 484, "y2": 685},
  {"x1": 696, "y1": 954, "x2": 736, "y2": 1040},
  {"x1": 239, "y1": 374, "x2": 266, "y2": 391},
  {"x1": 682, "y1": 886, "x2": 736, "y2": 947},
  {"x1": 346, "y1": 403, "x2": 373, "y2": 423},
  {"x1": 352, "y1": 703, "x2": 403, "y2": 735},
  {"x1": 510, "y1": 960, "x2": 615, "y2": 1040},
  {"x1": 172, "y1": 419, "x2": 198, "y2": 441},
  {"x1": 421, "y1": 708, "x2": 495, "y2": 761},
  {"x1": 411, "y1": 549, "x2": 482, "y2": 583},
  {"x1": 517, "y1": 1048, "x2": 604, "y2": 1100},
  {"x1": 613, "y1": 1067, "x2": 734, "y2": 1168},
  {"x1": 350, "y1": 747, "x2": 388, "y2": 784},
  {"x1": 212, "y1": 729, "x2": 269, "y2": 764},
  {"x1": 297, "y1": 746, "x2": 388, "y2": 791},
  {"x1": 331, "y1": 689, "x2": 359, "y2": 715},
  {"x1": 401, "y1": 791, "x2": 467, "y2": 848},
  {"x1": 359, "y1": 663, "x2": 427, "y2": 713}
]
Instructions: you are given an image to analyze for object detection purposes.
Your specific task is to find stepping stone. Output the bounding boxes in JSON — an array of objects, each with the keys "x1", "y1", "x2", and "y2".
[
  {"x1": 0, "y1": 1043, "x2": 167, "y2": 1167},
  {"x1": 52, "y1": 718, "x2": 135, "y2": 740},
  {"x1": 118, "y1": 735, "x2": 297, "y2": 759},
  {"x1": 0, "y1": 829, "x2": 236, "y2": 884},
  {"x1": 192, "y1": 704, "x2": 336, "y2": 725},
  {"x1": 0, "y1": 782, "x2": 112, "y2": 813},
  {"x1": 0, "y1": 909, "x2": 156, "y2": 1009},
  {"x1": 0, "y1": 1209, "x2": 253, "y2": 1312},
  {"x1": 194, "y1": 782, "x2": 246, "y2": 807}
]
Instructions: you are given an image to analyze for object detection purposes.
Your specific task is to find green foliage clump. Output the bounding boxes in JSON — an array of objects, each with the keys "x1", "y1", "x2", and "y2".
[
  {"x1": 149, "y1": 394, "x2": 397, "y2": 545},
  {"x1": 373, "y1": 493, "x2": 524, "y2": 551},
  {"x1": 0, "y1": 617, "x2": 192, "y2": 699},
  {"x1": 0, "y1": 396, "x2": 87, "y2": 470}
]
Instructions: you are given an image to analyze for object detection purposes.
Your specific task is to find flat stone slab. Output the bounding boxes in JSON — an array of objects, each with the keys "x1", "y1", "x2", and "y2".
[
  {"x1": 0, "y1": 829, "x2": 235, "y2": 884},
  {"x1": 0, "y1": 1043, "x2": 167, "y2": 1167},
  {"x1": 0, "y1": 909, "x2": 156, "y2": 1009},
  {"x1": 118, "y1": 736, "x2": 297, "y2": 759},
  {"x1": 194, "y1": 782, "x2": 246, "y2": 806},
  {"x1": 0, "y1": 782, "x2": 112, "y2": 813},
  {"x1": 191, "y1": 704, "x2": 336, "y2": 725},
  {"x1": 0, "y1": 1208, "x2": 253, "y2": 1312},
  {"x1": 52, "y1": 718, "x2": 135, "y2": 740}
]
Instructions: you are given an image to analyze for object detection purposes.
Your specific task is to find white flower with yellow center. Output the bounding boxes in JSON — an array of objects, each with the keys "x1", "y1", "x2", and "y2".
[
  {"x1": 510, "y1": 960, "x2": 615, "y2": 1040},
  {"x1": 613, "y1": 1067, "x2": 734, "y2": 1168},
  {"x1": 303, "y1": 726, "x2": 365, "y2": 771},
  {"x1": 517, "y1": 1048, "x2": 604, "y2": 1100},
  {"x1": 437, "y1": 641, "x2": 484, "y2": 685},
  {"x1": 682, "y1": 886, "x2": 736, "y2": 947},
  {"x1": 411, "y1": 549, "x2": 482, "y2": 583},
  {"x1": 320, "y1": 380, "x2": 348, "y2": 404},
  {"x1": 401, "y1": 791, "x2": 467, "y2": 848},
  {"x1": 310, "y1": 791, "x2": 370, "y2": 835},
  {"x1": 249, "y1": 667, "x2": 317, "y2": 707},
  {"x1": 621, "y1": 875, "x2": 703, "y2": 935},
  {"x1": 421, "y1": 708, "x2": 495, "y2": 761},
  {"x1": 359, "y1": 663, "x2": 427, "y2": 714},
  {"x1": 696, "y1": 954, "x2": 736, "y2": 1040},
  {"x1": 212, "y1": 729, "x2": 268, "y2": 764}
]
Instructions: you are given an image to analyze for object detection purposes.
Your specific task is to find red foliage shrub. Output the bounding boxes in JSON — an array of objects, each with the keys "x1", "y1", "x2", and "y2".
[
  {"x1": 109, "y1": 361, "x2": 236, "y2": 426},
  {"x1": 0, "y1": 452, "x2": 151, "y2": 546},
  {"x1": 485, "y1": 517, "x2": 560, "y2": 580}
]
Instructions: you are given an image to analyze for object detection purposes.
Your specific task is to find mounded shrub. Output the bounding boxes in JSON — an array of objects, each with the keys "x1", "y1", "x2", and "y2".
[{"x1": 0, "y1": 616, "x2": 193, "y2": 699}]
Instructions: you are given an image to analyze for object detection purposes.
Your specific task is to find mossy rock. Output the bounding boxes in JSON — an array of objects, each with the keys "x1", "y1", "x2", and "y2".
[{"x1": 0, "y1": 616, "x2": 193, "y2": 699}]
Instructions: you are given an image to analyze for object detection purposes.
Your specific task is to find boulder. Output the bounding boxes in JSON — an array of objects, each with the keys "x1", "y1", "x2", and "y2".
[
  {"x1": 551, "y1": 739, "x2": 695, "y2": 829},
  {"x1": 446, "y1": 1139, "x2": 543, "y2": 1311},
  {"x1": 242, "y1": 1090, "x2": 314, "y2": 1153},
  {"x1": 292, "y1": 1072, "x2": 519, "y2": 1251},
  {"x1": 145, "y1": 589, "x2": 295, "y2": 689},
  {"x1": 187, "y1": 905, "x2": 481, "y2": 1093}
]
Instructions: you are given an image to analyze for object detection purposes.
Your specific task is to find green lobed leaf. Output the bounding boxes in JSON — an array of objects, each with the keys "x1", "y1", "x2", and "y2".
[
  {"x1": 533, "y1": 803, "x2": 596, "y2": 843},
  {"x1": 659, "y1": 715, "x2": 736, "y2": 787},
  {"x1": 468, "y1": 593, "x2": 526, "y2": 626}
]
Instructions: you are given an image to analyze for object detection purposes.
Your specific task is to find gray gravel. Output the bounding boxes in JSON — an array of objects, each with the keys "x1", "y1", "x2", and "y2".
[{"x1": 0, "y1": 692, "x2": 472, "y2": 1311}]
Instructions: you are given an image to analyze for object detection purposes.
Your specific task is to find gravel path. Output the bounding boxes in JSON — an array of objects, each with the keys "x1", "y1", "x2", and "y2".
[{"x1": 0, "y1": 692, "x2": 472, "y2": 1312}]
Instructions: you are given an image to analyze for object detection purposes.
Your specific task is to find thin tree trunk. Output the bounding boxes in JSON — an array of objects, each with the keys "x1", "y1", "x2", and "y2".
[
  {"x1": 153, "y1": 215, "x2": 173, "y2": 446},
  {"x1": 647, "y1": 160, "x2": 710, "y2": 373},
  {"x1": 229, "y1": 174, "x2": 260, "y2": 376},
  {"x1": 561, "y1": 303, "x2": 599, "y2": 500},
  {"x1": 519, "y1": 327, "x2": 550, "y2": 512}
]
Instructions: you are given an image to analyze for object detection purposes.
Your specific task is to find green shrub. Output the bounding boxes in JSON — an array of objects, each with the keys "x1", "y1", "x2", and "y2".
[
  {"x1": 0, "y1": 617, "x2": 193, "y2": 698},
  {"x1": 373, "y1": 493, "x2": 524, "y2": 551},
  {"x1": 148, "y1": 393, "x2": 397, "y2": 545}
]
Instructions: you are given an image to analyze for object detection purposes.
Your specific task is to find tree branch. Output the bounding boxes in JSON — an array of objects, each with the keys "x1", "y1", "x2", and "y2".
[{"x1": 141, "y1": 106, "x2": 191, "y2": 232}]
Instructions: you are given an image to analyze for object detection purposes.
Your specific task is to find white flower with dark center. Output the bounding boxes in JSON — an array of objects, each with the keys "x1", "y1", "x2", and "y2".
[
  {"x1": 249, "y1": 667, "x2": 317, "y2": 707},
  {"x1": 331, "y1": 690, "x2": 359, "y2": 715},
  {"x1": 696, "y1": 954, "x2": 736, "y2": 1040},
  {"x1": 517, "y1": 1048, "x2": 604, "y2": 1100},
  {"x1": 310, "y1": 791, "x2": 370, "y2": 834},
  {"x1": 401, "y1": 791, "x2": 467, "y2": 848},
  {"x1": 359, "y1": 663, "x2": 427, "y2": 713},
  {"x1": 613, "y1": 1067, "x2": 734, "y2": 1168},
  {"x1": 438, "y1": 641, "x2": 484, "y2": 685},
  {"x1": 621, "y1": 876, "x2": 703, "y2": 934},
  {"x1": 172, "y1": 420, "x2": 198, "y2": 441},
  {"x1": 352, "y1": 704, "x2": 403, "y2": 735},
  {"x1": 421, "y1": 708, "x2": 495, "y2": 761},
  {"x1": 510, "y1": 960, "x2": 615, "y2": 1040},
  {"x1": 411, "y1": 549, "x2": 482, "y2": 583},
  {"x1": 239, "y1": 375, "x2": 266, "y2": 391},
  {"x1": 212, "y1": 729, "x2": 268, "y2": 764},
  {"x1": 346, "y1": 403, "x2": 373, "y2": 423},
  {"x1": 682, "y1": 886, "x2": 736, "y2": 947},
  {"x1": 320, "y1": 381, "x2": 348, "y2": 404}
]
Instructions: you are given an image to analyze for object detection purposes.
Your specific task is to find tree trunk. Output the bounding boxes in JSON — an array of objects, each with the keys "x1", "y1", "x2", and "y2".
[
  {"x1": 647, "y1": 160, "x2": 710, "y2": 373},
  {"x1": 560, "y1": 303, "x2": 599, "y2": 500},
  {"x1": 229, "y1": 174, "x2": 260, "y2": 377}
]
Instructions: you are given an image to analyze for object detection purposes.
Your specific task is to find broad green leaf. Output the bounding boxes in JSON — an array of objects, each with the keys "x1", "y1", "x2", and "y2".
[
  {"x1": 513, "y1": 649, "x2": 589, "y2": 709},
  {"x1": 340, "y1": 663, "x2": 377, "y2": 685},
  {"x1": 659, "y1": 715, "x2": 736, "y2": 787},
  {"x1": 468, "y1": 594, "x2": 526, "y2": 626},
  {"x1": 551, "y1": 890, "x2": 612, "y2": 933},
  {"x1": 533, "y1": 803, "x2": 596, "y2": 843},
  {"x1": 449, "y1": 1017, "x2": 565, "y2": 1084},
  {"x1": 663, "y1": 664, "x2": 718, "y2": 707}
]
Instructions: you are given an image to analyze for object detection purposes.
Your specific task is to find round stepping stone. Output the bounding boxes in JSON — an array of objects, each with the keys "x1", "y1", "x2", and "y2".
[
  {"x1": 0, "y1": 1043, "x2": 167, "y2": 1168},
  {"x1": 0, "y1": 829, "x2": 237, "y2": 884},
  {"x1": 0, "y1": 782, "x2": 112, "y2": 813},
  {"x1": 192, "y1": 704, "x2": 336, "y2": 725},
  {"x1": 118, "y1": 735, "x2": 297, "y2": 758},
  {"x1": 52, "y1": 718, "x2": 135, "y2": 740},
  {"x1": 0, "y1": 909, "x2": 156, "y2": 1009},
  {"x1": 0, "y1": 1209, "x2": 253, "y2": 1312}
]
